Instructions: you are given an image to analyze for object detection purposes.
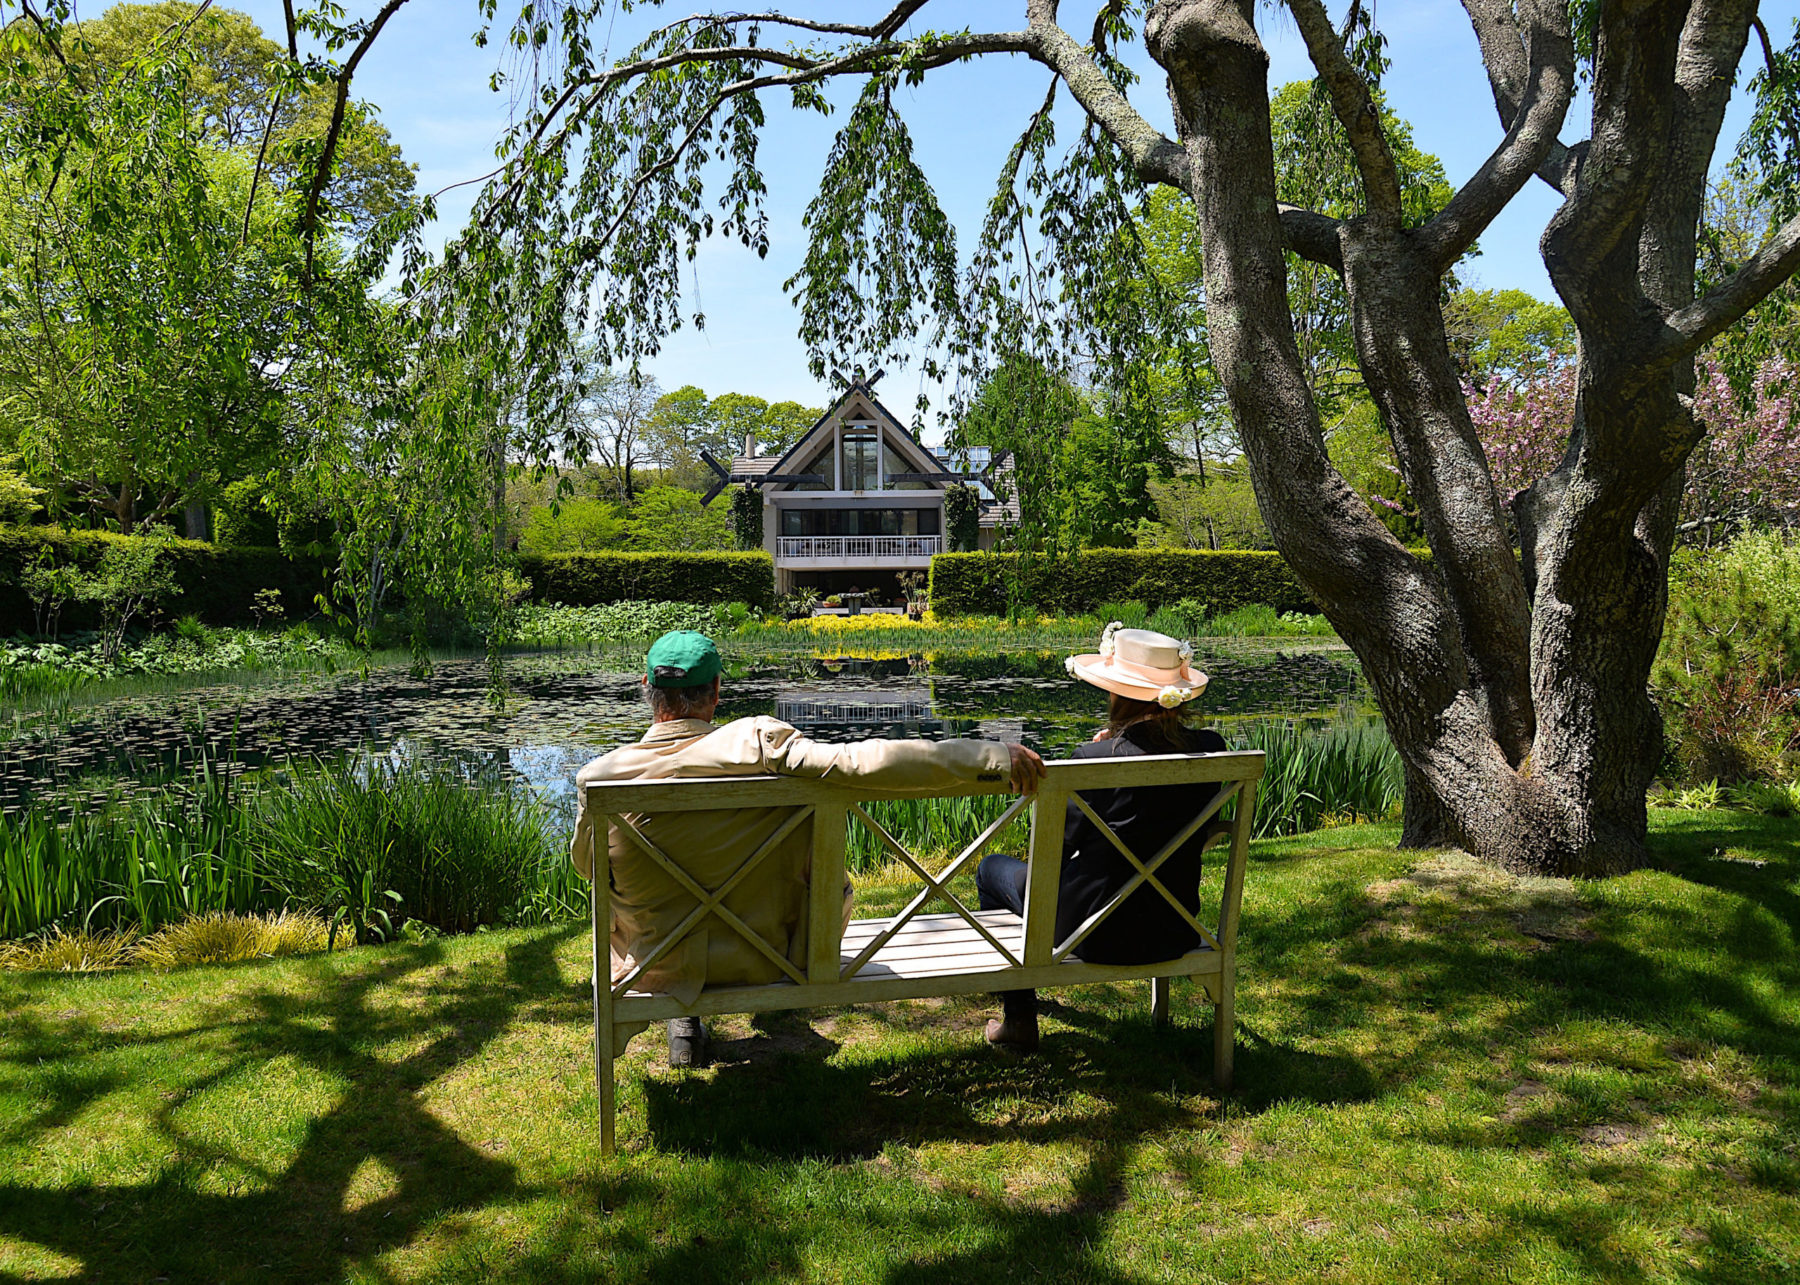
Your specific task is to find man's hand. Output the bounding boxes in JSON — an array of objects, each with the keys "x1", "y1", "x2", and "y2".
[{"x1": 1007, "y1": 742, "x2": 1047, "y2": 794}]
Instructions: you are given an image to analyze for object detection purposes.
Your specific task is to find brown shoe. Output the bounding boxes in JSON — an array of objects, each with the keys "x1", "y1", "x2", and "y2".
[{"x1": 984, "y1": 1015, "x2": 1040, "y2": 1053}]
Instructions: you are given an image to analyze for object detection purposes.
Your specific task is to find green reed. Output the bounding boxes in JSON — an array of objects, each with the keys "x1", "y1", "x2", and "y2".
[
  {"x1": 842, "y1": 719, "x2": 1398, "y2": 874},
  {"x1": 1242, "y1": 718, "x2": 1403, "y2": 837},
  {"x1": 1, "y1": 757, "x2": 566, "y2": 942},
  {"x1": 0, "y1": 756, "x2": 270, "y2": 939}
]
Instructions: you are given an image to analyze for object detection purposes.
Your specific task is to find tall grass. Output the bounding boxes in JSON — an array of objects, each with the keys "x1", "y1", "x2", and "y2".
[
  {"x1": 844, "y1": 720, "x2": 1401, "y2": 873},
  {"x1": 0, "y1": 759, "x2": 270, "y2": 939},
  {"x1": 1, "y1": 758, "x2": 566, "y2": 942},
  {"x1": 1242, "y1": 719, "x2": 1403, "y2": 836},
  {"x1": 258, "y1": 761, "x2": 565, "y2": 937}
]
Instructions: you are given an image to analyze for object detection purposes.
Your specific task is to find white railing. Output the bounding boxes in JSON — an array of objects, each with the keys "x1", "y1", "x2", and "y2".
[
  {"x1": 776, "y1": 535, "x2": 942, "y2": 561},
  {"x1": 775, "y1": 695, "x2": 933, "y2": 725}
]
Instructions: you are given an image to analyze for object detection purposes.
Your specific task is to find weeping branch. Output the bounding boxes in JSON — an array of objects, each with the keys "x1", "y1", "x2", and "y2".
[{"x1": 1284, "y1": 0, "x2": 1404, "y2": 224}]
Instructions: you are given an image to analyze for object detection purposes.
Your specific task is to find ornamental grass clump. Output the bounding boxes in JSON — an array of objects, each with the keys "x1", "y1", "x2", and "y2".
[
  {"x1": 0, "y1": 755, "x2": 269, "y2": 941},
  {"x1": 129, "y1": 910, "x2": 336, "y2": 970},
  {"x1": 0, "y1": 911, "x2": 342, "y2": 973},
  {"x1": 0, "y1": 925, "x2": 140, "y2": 972},
  {"x1": 257, "y1": 762, "x2": 562, "y2": 940}
]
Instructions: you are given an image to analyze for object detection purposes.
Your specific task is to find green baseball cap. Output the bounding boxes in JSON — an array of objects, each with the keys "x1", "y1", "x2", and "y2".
[{"x1": 645, "y1": 630, "x2": 722, "y2": 688}]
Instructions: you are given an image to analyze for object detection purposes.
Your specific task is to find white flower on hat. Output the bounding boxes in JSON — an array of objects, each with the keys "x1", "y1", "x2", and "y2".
[
  {"x1": 1064, "y1": 656, "x2": 1080, "y2": 677},
  {"x1": 1178, "y1": 640, "x2": 1194, "y2": 664},
  {"x1": 1157, "y1": 685, "x2": 1186, "y2": 709},
  {"x1": 1098, "y1": 620, "x2": 1123, "y2": 659}
]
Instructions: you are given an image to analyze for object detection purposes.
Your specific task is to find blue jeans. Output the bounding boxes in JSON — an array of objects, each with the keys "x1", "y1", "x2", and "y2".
[{"x1": 975, "y1": 854, "x2": 1036, "y2": 1021}]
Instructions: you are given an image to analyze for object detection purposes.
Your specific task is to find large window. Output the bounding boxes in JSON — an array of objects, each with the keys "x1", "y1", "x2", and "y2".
[
  {"x1": 788, "y1": 443, "x2": 830, "y2": 490},
  {"x1": 883, "y1": 441, "x2": 929, "y2": 490},
  {"x1": 839, "y1": 428, "x2": 879, "y2": 491}
]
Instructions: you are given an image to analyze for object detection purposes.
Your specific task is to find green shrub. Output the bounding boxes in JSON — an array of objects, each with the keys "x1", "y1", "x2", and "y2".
[
  {"x1": 518, "y1": 550, "x2": 774, "y2": 609},
  {"x1": 211, "y1": 478, "x2": 279, "y2": 547},
  {"x1": 0, "y1": 525, "x2": 328, "y2": 631},
  {"x1": 729, "y1": 483, "x2": 764, "y2": 551},
  {"x1": 1093, "y1": 600, "x2": 1151, "y2": 630},
  {"x1": 513, "y1": 599, "x2": 722, "y2": 647},
  {"x1": 930, "y1": 549, "x2": 1315, "y2": 617},
  {"x1": 944, "y1": 484, "x2": 980, "y2": 553},
  {"x1": 1655, "y1": 533, "x2": 1800, "y2": 782}
]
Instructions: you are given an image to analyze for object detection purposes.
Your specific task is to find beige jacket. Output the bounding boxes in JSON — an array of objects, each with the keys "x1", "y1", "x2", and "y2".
[{"x1": 572, "y1": 716, "x2": 1012, "y2": 1005}]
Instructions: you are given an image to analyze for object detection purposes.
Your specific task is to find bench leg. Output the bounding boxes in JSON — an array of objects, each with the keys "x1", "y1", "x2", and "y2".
[
  {"x1": 592, "y1": 890, "x2": 616, "y2": 1158},
  {"x1": 1150, "y1": 976, "x2": 1171, "y2": 1026},
  {"x1": 599, "y1": 1042, "x2": 616, "y2": 1157},
  {"x1": 1212, "y1": 977, "x2": 1235, "y2": 1092}
]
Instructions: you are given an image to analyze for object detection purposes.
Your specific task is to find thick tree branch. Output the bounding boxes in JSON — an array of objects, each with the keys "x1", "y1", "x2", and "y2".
[
  {"x1": 482, "y1": 3, "x2": 1190, "y2": 242},
  {"x1": 1418, "y1": 0, "x2": 1573, "y2": 268},
  {"x1": 1541, "y1": 0, "x2": 1690, "y2": 338},
  {"x1": 1284, "y1": 0, "x2": 1404, "y2": 224},
  {"x1": 1278, "y1": 204, "x2": 1344, "y2": 271},
  {"x1": 1023, "y1": 1, "x2": 1190, "y2": 188},
  {"x1": 1638, "y1": 0, "x2": 1756, "y2": 314},
  {"x1": 690, "y1": 3, "x2": 929, "y2": 40},
  {"x1": 299, "y1": 0, "x2": 415, "y2": 279},
  {"x1": 1459, "y1": 0, "x2": 1585, "y2": 197},
  {"x1": 1752, "y1": 13, "x2": 1776, "y2": 69},
  {"x1": 1663, "y1": 210, "x2": 1800, "y2": 358}
]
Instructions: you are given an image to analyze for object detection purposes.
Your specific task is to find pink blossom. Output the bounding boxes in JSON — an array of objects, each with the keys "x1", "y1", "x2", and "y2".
[{"x1": 1466, "y1": 357, "x2": 1800, "y2": 539}]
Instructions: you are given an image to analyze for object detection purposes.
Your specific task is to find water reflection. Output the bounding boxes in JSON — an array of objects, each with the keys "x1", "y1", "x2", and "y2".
[{"x1": 0, "y1": 644, "x2": 1369, "y2": 816}]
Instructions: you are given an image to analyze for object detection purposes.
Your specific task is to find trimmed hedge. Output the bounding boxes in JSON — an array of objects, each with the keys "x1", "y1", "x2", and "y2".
[
  {"x1": 519, "y1": 551, "x2": 774, "y2": 609},
  {"x1": 928, "y1": 549, "x2": 1316, "y2": 617},
  {"x1": 0, "y1": 526, "x2": 329, "y2": 630}
]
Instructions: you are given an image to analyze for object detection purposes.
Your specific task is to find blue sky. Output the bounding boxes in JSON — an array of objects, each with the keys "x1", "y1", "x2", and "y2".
[{"x1": 103, "y1": 0, "x2": 1800, "y2": 410}]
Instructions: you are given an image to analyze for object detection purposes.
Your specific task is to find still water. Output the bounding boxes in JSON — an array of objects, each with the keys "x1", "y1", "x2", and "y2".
[{"x1": 0, "y1": 642, "x2": 1367, "y2": 816}]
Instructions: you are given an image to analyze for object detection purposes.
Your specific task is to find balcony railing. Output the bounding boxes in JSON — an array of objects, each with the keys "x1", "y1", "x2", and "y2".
[{"x1": 776, "y1": 535, "x2": 942, "y2": 562}]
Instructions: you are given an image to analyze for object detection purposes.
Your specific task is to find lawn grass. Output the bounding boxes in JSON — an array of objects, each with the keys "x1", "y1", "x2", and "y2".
[{"x1": 1, "y1": 809, "x2": 1795, "y2": 1283}]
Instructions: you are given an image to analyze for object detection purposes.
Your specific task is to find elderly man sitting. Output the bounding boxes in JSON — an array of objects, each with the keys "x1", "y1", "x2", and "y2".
[{"x1": 572, "y1": 629, "x2": 1044, "y2": 1067}]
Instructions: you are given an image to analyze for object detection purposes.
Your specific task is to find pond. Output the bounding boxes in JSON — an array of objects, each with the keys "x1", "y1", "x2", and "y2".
[{"x1": 0, "y1": 639, "x2": 1370, "y2": 820}]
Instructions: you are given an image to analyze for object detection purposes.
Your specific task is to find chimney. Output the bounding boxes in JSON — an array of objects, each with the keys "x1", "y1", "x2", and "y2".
[{"x1": 744, "y1": 432, "x2": 758, "y2": 459}]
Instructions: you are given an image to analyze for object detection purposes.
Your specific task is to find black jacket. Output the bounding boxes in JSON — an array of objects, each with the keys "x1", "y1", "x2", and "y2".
[{"x1": 1055, "y1": 723, "x2": 1228, "y2": 964}]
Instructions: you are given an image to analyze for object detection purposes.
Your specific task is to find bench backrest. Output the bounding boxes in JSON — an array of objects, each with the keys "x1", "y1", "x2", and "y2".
[{"x1": 582, "y1": 749, "x2": 1265, "y2": 993}]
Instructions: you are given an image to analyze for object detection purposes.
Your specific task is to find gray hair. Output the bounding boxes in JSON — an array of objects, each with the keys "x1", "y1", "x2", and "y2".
[{"x1": 645, "y1": 681, "x2": 716, "y2": 720}]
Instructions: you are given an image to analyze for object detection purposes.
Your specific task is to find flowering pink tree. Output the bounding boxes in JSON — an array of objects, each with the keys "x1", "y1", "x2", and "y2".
[{"x1": 1469, "y1": 359, "x2": 1800, "y2": 544}]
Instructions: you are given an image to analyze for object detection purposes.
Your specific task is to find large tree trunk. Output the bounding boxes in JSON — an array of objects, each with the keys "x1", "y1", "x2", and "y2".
[{"x1": 1144, "y1": 0, "x2": 1751, "y2": 876}]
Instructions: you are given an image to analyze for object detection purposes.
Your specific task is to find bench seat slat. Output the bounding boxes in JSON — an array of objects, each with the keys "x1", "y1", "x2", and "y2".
[
  {"x1": 612, "y1": 947, "x2": 1222, "y2": 1021},
  {"x1": 841, "y1": 908, "x2": 1022, "y2": 940}
]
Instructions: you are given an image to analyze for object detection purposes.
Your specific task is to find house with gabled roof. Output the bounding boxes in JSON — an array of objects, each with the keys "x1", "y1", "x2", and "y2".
[{"x1": 713, "y1": 377, "x2": 1013, "y2": 598}]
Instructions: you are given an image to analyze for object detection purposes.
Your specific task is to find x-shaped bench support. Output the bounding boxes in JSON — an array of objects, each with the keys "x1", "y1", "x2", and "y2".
[
  {"x1": 1052, "y1": 781, "x2": 1239, "y2": 962},
  {"x1": 605, "y1": 805, "x2": 816, "y2": 997},
  {"x1": 839, "y1": 794, "x2": 1031, "y2": 979}
]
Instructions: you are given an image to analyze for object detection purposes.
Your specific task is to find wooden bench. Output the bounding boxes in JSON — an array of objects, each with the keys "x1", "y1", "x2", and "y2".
[{"x1": 581, "y1": 749, "x2": 1265, "y2": 1154}]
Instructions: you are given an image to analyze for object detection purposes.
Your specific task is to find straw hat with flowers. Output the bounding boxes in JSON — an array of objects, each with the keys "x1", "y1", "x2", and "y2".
[{"x1": 1064, "y1": 622, "x2": 1208, "y2": 708}]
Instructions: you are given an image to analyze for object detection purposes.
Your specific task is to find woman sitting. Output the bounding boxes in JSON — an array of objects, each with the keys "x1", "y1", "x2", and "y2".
[{"x1": 974, "y1": 624, "x2": 1226, "y2": 1051}]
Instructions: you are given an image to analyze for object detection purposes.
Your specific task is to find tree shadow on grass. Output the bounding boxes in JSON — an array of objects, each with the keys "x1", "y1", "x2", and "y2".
[
  {"x1": 0, "y1": 925, "x2": 588, "y2": 1284},
  {"x1": 640, "y1": 993, "x2": 1375, "y2": 1162}
]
